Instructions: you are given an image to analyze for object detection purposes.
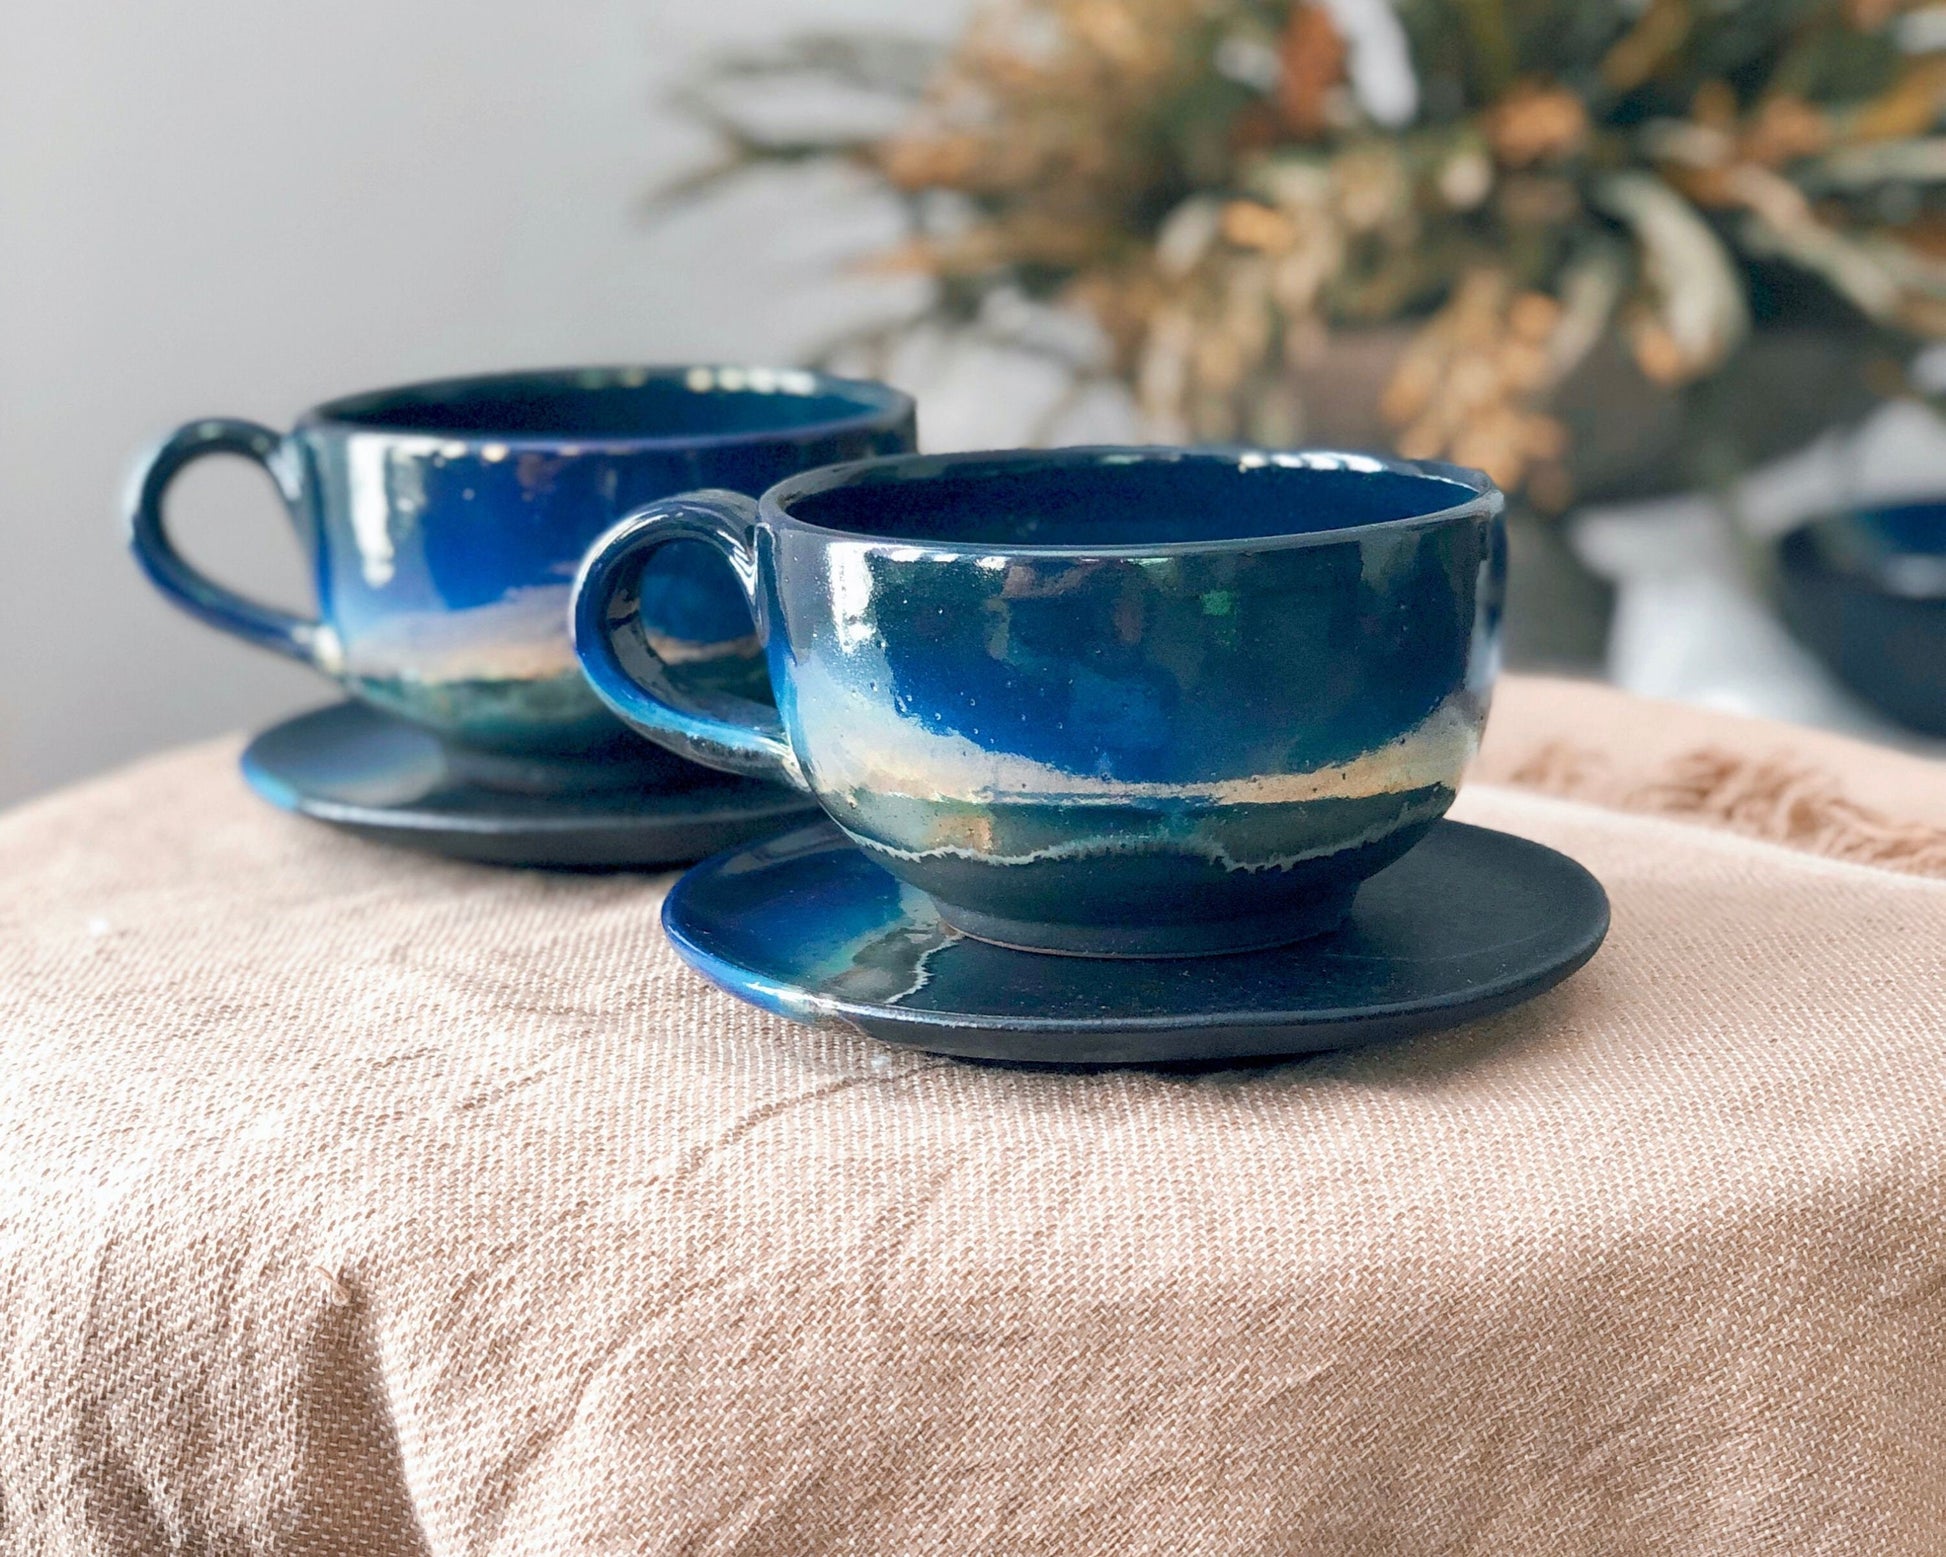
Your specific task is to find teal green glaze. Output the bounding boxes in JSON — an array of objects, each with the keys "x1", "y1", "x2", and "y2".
[
  {"x1": 575, "y1": 446, "x2": 1505, "y2": 956},
  {"x1": 128, "y1": 367, "x2": 915, "y2": 764}
]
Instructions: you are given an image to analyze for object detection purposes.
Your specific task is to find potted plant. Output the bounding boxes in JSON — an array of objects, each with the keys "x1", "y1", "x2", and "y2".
[{"x1": 669, "y1": 0, "x2": 1946, "y2": 660}]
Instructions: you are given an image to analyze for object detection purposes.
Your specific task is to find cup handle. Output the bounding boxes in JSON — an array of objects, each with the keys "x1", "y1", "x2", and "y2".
[
  {"x1": 571, "y1": 489, "x2": 808, "y2": 791},
  {"x1": 125, "y1": 418, "x2": 329, "y2": 668}
]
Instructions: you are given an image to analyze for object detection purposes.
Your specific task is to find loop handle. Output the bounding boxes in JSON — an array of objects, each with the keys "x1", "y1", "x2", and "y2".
[
  {"x1": 571, "y1": 490, "x2": 806, "y2": 790},
  {"x1": 125, "y1": 418, "x2": 327, "y2": 667}
]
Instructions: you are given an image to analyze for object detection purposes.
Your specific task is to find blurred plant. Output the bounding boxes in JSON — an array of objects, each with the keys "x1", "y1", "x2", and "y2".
[{"x1": 671, "y1": 0, "x2": 1946, "y2": 508}]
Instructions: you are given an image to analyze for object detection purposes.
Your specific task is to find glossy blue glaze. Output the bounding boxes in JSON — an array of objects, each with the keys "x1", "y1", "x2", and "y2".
[
  {"x1": 128, "y1": 366, "x2": 915, "y2": 760},
  {"x1": 576, "y1": 446, "x2": 1505, "y2": 956},
  {"x1": 661, "y1": 818, "x2": 1608, "y2": 1065}
]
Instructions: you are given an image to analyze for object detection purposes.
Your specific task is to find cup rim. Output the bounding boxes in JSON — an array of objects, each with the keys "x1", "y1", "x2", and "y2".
[
  {"x1": 760, "y1": 445, "x2": 1503, "y2": 558},
  {"x1": 299, "y1": 365, "x2": 916, "y2": 452}
]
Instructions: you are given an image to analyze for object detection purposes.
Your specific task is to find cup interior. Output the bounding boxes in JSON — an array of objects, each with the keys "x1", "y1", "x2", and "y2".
[
  {"x1": 313, "y1": 367, "x2": 905, "y2": 443},
  {"x1": 781, "y1": 450, "x2": 1488, "y2": 549}
]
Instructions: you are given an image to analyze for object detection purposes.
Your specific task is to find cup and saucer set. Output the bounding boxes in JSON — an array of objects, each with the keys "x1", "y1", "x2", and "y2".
[{"x1": 129, "y1": 366, "x2": 1608, "y2": 1066}]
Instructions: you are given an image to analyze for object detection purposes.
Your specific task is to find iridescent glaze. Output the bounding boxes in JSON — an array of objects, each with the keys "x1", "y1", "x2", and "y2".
[
  {"x1": 128, "y1": 367, "x2": 915, "y2": 763},
  {"x1": 575, "y1": 447, "x2": 1505, "y2": 955}
]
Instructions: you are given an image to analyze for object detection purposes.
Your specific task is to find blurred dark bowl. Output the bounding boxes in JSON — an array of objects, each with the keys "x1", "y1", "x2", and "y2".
[{"x1": 1777, "y1": 502, "x2": 1946, "y2": 736}]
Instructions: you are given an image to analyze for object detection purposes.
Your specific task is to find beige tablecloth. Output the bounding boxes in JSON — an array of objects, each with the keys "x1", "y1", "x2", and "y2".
[{"x1": 2, "y1": 677, "x2": 1944, "y2": 1556}]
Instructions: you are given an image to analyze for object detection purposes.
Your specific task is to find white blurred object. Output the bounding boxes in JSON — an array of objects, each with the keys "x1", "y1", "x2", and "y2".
[
  {"x1": 1733, "y1": 398, "x2": 1946, "y2": 540},
  {"x1": 1571, "y1": 400, "x2": 1946, "y2": 753},
  {"x1": 1318, "y1": 0, "x2": 1418, "y2": 126}
]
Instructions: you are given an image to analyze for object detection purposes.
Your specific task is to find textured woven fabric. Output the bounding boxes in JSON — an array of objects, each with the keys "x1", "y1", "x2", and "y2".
[
  {"x1": 1478, "y1": 676, "x2": 1946, "y2": 871},
  {"x1": 2, "y1": 677, "x2": 1944, "y2": 1555}
]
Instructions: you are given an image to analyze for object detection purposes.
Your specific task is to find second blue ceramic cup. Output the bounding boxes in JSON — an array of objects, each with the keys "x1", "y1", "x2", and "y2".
[
  {"x1": 128, "y1": 366, "x2": 915, "y2": 776},
  {"x1": 574, "y1": 447, "x2": 1505, "y2": 956}
]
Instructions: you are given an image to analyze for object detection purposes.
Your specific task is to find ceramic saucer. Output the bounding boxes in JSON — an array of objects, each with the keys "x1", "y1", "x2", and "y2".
[
  {"x1": 241, "y1": 702, "x2": 818, "y2": 869},
  {"x1": 662, "y1": 818, "x2": 1609, "y2": 1065}
]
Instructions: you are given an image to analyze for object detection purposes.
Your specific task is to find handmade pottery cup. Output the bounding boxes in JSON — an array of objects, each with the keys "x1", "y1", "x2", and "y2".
[
  {"x1": 127, "y1": 366, "x2": 915, "y2": 786},
  {"x1": 573, "y1": 447, "x2": 1505, "y2": 956}
]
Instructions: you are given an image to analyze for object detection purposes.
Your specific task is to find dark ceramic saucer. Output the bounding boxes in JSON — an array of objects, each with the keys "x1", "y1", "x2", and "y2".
[
  {"x1": 242, "y1": 702, "x2": 817, "y2": 869},
  {"x1": 662, "y1": 818, "x2": 1610, "y2": 1066}
]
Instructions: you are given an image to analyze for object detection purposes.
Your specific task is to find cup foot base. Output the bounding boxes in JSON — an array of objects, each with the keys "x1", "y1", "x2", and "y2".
[{"x1": 931, "y1": 886, "x2": 1358, "y2": 960}]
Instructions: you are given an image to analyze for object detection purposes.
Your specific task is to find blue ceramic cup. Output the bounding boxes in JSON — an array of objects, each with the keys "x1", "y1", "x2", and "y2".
[
  {"x1": 574, "y1": 447, "x2": 1505, "y2": 956},
  {"x1": 127, "y1": 366, "x2": 915, "y2": 777}
]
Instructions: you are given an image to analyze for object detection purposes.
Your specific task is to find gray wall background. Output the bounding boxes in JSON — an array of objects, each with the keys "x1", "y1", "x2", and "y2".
[{"x1": 0, "y1": 0, "x2": 966, "y2": 804}]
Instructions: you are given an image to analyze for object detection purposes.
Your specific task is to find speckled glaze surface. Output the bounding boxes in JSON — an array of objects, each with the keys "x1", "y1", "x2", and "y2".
[
  {"x1": 576, "y1": 447, "x2": 1506, "y2": 956},
  {"x1": 128, "y1": 367, "x2": 915, "y2": 760},
  {"x1": 661, "y1": 817, "x2": 1607, "y2": 1064}
]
